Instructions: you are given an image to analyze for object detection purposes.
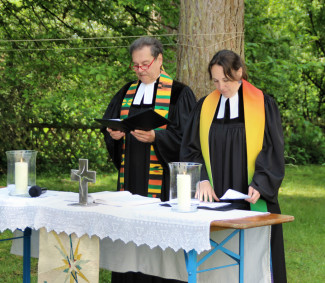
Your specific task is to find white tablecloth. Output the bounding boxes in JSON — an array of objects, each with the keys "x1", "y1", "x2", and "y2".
[
  {"x1": 1, "y1": 188, "x2": 271, "y2": 282},
  {"x1": 0, "y1": 188, "x2": 267, "y2": 253}
]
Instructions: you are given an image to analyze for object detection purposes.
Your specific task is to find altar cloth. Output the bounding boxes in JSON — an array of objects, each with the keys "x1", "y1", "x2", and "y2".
[
  {"x1": 1, "y1": 188, "x2": 271, "y2": 282},
  {"x1": 0, "y1": 188, "x2": 268, "y2": 253}
]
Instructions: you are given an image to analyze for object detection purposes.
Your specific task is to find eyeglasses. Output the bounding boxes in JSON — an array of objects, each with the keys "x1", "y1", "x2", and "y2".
[{"x1": 129, "y1": 58, "x2": 156, "y2": 71}]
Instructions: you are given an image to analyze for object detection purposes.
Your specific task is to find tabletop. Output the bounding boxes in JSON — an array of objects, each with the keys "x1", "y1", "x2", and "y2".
[
  {"x1": 0, "y1": 188, "x2": 294, "y2": 253},
  {"x1": 210, "y1": 213, "x2": 294, "y2": 231}
]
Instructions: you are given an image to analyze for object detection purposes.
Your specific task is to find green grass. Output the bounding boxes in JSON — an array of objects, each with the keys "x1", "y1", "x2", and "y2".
[
  {"x1": 34, "y1": 171, "x2": 119, "y2": 193},
  {"x1": 0, "y1": 165, "x2": 324, "y2": 282},
  {"x1": 279, "y1": 165, "x2": 325, "y2": 283}
]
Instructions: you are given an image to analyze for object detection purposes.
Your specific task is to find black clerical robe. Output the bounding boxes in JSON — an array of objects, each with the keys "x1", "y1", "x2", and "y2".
[
  {"x1": 180, "y1": 85, "x2": 287, "y2": 283},
  {"x1": 101, "y1": 79, "x2": 196, "y2": 283}
]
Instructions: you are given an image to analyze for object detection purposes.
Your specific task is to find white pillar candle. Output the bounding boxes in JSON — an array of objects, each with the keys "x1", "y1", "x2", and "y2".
[
  {"x1": 15, "y1": 161, "x2": 28, "y2": 194},
  {"x1": 177, "y1": 173, "x2": 191, "y2": 211}
]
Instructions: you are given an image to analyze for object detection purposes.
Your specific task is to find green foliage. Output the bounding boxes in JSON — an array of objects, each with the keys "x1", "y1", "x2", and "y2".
[
  {"x1": 0, "y1": 0, "x2": 324, "y2": 171},
  {"x1": 245, "y1": 0, "x2": 325, "y2": 165},
  {"x1": 284, "y1": 117, "x2": 325, "y2": 164},
  {"x1": 0, "y1": 0, "x2": 179, "y2": 174}
]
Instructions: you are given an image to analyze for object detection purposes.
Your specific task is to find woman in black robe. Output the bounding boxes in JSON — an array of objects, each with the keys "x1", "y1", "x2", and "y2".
[{"x1": 180, "y1": 50, "x2": 287, "y2": 283}]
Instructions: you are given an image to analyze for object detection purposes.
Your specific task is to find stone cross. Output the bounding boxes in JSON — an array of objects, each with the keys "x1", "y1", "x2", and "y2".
[{"x1": 71, "y1": 159, "x2": 96, "y2": 205}]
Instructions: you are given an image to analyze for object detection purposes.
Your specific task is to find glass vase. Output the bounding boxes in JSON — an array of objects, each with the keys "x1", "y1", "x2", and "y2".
[
  {"x1": 168, "y1": 162, "x2": 202, "y2": 212},
  {"x1": 6, "y1": 150, "x2": 38, "y2": 196}
]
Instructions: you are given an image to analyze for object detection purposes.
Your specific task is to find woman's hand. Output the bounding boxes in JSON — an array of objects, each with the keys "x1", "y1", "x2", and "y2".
[
  {"x1": 196, "y1": 181, "x2": 219, "y2": 202},
  {"x1": 131, "y1": 129, "x2": 155, "y2": 143},
  {"x1": 245, "y1": 186, "x2": 261, "y2": 204},
  {"x1": 107, "y1": 128, "x2": 125, "y2": 140}
]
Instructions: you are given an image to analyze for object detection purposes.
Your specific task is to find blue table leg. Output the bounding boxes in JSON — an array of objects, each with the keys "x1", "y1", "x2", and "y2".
[
  {"x1": 184, "y1": 229, "x2": 245, "y2": 282},
  {"x1": 239, "y1": 229, "x2": 244, "y2": 283},
  {"x1": 185, "y1": 249, "x2": 198, "y2": 283},
  {"x1": 23, "y1": 227, "x2": 32, "y2": 283}
]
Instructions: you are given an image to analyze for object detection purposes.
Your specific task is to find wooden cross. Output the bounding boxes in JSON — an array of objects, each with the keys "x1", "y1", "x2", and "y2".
[{"x1": 71, "y1": 159, "x2": 96, "y2": 205}]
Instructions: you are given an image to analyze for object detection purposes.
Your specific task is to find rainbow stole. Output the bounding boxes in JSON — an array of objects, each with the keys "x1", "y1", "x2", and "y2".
[
  {"x1": 119, "y1": 71, "x2": 173, "y2": 198},
  {"x1": 199, "y1": 80, "x2": 267, "y2": 212}
]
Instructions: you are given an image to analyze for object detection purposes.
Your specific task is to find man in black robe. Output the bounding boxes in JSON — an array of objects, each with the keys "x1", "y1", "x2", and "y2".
[{"x1": 101, "y1": 37, "x2": 196, "y2": 283}]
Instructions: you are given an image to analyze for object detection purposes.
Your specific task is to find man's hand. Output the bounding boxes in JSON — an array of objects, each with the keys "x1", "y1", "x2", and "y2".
[
  {"x1": 107, "y1": 128, "x2": 125, "y2": 140},
  {"x1": 195, "y1": 180, "x2": 219, "y2": 202},
  {"x1": 131, "y1": 129, "x2": 155, "y2": 143}
]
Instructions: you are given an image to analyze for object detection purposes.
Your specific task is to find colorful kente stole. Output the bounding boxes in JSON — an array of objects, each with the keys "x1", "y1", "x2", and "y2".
[
  {"x1": 199, "y1": 80, "x2": 268, "y2": 212},
  {"x1": 119, "y1": 71, "x2": 173, "y2": 198}
]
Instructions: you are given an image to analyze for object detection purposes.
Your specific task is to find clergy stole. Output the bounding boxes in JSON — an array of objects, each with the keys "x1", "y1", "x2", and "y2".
[
  {"x1": 119, "y1": 71, "x2": 173, "y2": 198},
  {"x1": 199, "y1": 80, "x2": 268, "y2": 212},
  {"x1": 38, "y1": 228, "x2": 99, "y2": 283}
]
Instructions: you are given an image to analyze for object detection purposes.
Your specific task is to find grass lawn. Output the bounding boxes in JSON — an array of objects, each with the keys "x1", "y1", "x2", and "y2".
[
  {"x1": 279, "y1": 165, "x2": 325, "y2": 283},
  {"x1": 0, "y1": 165, "x2": 324, "y2": 282}
]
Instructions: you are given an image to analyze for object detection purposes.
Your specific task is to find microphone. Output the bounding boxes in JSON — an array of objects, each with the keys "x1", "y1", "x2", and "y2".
[{"x1": 29, "y1": 185, "x2": 47, "y2": 197}]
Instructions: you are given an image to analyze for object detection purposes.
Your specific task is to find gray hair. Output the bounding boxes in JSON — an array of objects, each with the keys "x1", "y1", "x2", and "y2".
[{"x1": 129, "y1": 37, "x2": 163, "y2": 58}]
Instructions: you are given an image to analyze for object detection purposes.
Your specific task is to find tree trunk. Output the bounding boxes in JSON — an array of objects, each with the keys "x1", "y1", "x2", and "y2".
[{"x1": 177, "y1": 0, "x2": 245, "y2": 99}]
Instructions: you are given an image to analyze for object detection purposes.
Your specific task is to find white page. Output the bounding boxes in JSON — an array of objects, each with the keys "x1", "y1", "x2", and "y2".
[
  {"x1": 89, "y1": 191, "x2": 161, "y2": 206},
  {"x1": 220, "y1": 189, "x2": 250, "y2": 200}
]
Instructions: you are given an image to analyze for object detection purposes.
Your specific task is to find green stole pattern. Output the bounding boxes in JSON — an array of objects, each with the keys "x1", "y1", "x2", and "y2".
[
  {"x1": 119, "y1": 71, "x2": 173, "y2": 198},
  {"x1": 199, "y1": 80, "x2": 268, "y2": 212}
]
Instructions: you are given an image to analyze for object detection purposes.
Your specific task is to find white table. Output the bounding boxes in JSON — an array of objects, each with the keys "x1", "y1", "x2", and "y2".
[{"x1": 0, "y1": 188, "x2": 291, "y2": 282}]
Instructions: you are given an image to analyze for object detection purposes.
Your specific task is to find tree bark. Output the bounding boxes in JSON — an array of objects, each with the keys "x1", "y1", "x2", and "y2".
[{"x1": 177, "y1": 0, "x2": 245, "y2": 99}]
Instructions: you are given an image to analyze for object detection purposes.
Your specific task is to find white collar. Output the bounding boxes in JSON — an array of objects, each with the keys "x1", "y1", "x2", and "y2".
[
  {"x1": 133, "y1": 81, "x2": 156, "y2": 105},
  {"x1": 217, "y1": 92, "x2": 239, "y2": 119}
]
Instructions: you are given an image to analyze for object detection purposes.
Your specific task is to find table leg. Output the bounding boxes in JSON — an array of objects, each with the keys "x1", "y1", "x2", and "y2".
[
  {"x1": 185, "y1": 249, "x2": 198, "y2": 283},
  {"x1": 184, "y1": 229, "x2": 245, "y2": 282},
  {"x1": 239, "y1": 229, "x2": 244, "y2": 283},
  {"x1": 23, "y1": 227, "x2": 31, "y2": 283}
]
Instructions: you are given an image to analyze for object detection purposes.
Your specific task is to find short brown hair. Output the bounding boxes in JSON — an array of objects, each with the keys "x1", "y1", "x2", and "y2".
[{"x1": 208, "y1": 50, "x2": 247, "y2": 81}]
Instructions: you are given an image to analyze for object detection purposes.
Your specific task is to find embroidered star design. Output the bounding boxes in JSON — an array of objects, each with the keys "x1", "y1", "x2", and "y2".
[{"x1": 53, "y1": 233, "x2": 91, "y2": 283}]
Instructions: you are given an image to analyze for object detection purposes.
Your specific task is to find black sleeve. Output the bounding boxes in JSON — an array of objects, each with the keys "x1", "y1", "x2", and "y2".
[
  {"x1": 179, "y1": 97, "x2": 210, "y2": 181},
  {"x1": 101, "y1": 82, "x2": 133, "y2": 169},
  {"x1": 250, "y1": 94, "x2": 285, "y2": 205},
  {"x1": 154, "y1": 83, "x2": 197, "y2": 168}
]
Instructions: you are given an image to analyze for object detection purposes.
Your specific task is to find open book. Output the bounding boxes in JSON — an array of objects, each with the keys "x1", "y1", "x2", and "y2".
[
  {"x1": 94, "y1": 108, "x2": 170, "y2": 132},
  {"x1": 88, "y1": 191, "x2": 161, "y2": 206}
]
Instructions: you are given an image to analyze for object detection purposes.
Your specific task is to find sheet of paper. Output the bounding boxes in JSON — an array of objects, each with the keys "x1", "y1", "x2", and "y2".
[
  {"x1": 220, "y1": 189, "x2": 250, "y2": 200},
  {"x1": 89, "y1": 191, "x2": 161, "y2": 206}
]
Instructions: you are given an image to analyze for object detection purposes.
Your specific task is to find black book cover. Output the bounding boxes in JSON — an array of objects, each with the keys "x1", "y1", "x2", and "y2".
[{"x1": 95, "y1": 109, "x2": 170, "y2": 132}]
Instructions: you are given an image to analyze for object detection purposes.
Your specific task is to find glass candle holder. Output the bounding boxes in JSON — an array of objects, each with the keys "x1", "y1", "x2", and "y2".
[
  {"x1": 6, "y1": 150, "x2": 38, "y2": 196},
  {"x1": 168, "y1": 162, "x2": 202, "y2": 212}
]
